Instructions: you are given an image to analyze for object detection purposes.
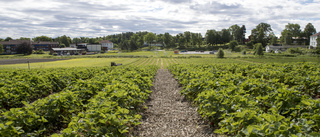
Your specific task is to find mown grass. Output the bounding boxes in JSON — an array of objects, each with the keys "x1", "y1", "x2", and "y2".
[
  {"x1": 0, "y1": 58, "x2": 137, "y2": 69},
  {"x1": 1, "y1": 51, "x2": 320, "y2": 69}
]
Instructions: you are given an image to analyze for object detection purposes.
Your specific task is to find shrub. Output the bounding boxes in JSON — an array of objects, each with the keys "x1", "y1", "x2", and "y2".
[
  {"x1": 287, "y1": 48, "x2": 303, "y2": 55},
  {"x1": 234, "y1": 47, "x2": 241, "y2": 52},
  {"x1": 242, "y1": 50, "x2": 246, "y2": 55},
  {"x1": 229, "y1": 40, "x2": 238, "y2": 51},
  {"x1": 255, "y1": 44, "x2": 264, "y2": 56},
  {"x1": 217, "y1": 48, "x2": 224, "y2": 58},
  {"x1": 247, "y1": 41, "x2": 254, "y2": 49}
]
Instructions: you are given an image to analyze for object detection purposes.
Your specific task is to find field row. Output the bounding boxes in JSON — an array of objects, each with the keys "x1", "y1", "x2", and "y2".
[
  {"x1": 0, "y1": 67, "x2": 105, "y2": 111},
  {"x1": 129, "y1": 58, "x2": 180, "y2": 68},
  {"x1": 0, "y1": 66, "x2": 158, "y2": 136},
  {"x1": 169, "y1": 63, "x2": 320, "y2": 136}
]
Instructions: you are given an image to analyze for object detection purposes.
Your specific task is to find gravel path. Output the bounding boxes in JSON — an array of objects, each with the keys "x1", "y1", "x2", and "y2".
[{"x1": 132, "y1": 69, "x2": 219, "y2": 137}]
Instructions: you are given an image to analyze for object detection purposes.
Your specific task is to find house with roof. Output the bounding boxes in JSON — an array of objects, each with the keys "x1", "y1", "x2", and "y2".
[
  {"x1": 31, "y1": 41, "x2": 59, "y2": 51},
  {"x1": 310, "y1": 32, "x2": 320, "y2": 49},
  {"x1": 0, "y1": 40, "x2": 31, "y2": 54},
  {"x1": 100, "y1": 40, "x2": 113, "y2": 50}
]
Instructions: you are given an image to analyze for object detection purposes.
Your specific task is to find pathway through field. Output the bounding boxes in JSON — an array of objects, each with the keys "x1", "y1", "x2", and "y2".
[{"x1": 132, "y1": 69, "x2": 217, "y2": 137}]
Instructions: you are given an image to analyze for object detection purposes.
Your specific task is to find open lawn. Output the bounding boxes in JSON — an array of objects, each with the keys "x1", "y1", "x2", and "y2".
[
  {"x1": 0, "y1": 58, "x2": 138, "y2": 69},
  {"x1": 1, "y1": 51, "x2": 319, "y2": 69}
]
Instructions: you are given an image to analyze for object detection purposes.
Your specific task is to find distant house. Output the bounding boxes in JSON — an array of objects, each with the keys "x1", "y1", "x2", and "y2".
[
  {"x1": 31, "y1": 41, "x2": 59, "y2": 51},
  {"x1": 0, "y1": 40, "x2": 31, "y2": 54},
  {"x1": 266, "y1": 45, "x2": 308, "y2": 53},
  {"x1": 310, "y1": 32, "x2": 320, "y2": 49},
  {"x1": 100, "y1": 40, "x2": 113, "y2": 50},
  {"x1": 76, "y1": 43, "x2": 88, "y2": 50}
]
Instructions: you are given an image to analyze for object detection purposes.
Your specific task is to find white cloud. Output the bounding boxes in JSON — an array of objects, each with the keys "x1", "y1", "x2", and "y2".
[{"x1": 0, "y1": 0, "x2": 319, "y2": 39}]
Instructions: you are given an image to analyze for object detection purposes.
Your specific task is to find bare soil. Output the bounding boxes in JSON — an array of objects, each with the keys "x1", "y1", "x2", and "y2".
[
  {"x1": 0, "y1": 59, "x2": 69, "y2": 65},
  {"x1": 131, "y1": 69, "x2": 220, "y2": 137}
]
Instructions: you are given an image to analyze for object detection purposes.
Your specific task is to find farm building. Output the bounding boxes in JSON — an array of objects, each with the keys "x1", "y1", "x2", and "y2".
[
  {"x1": 310, "y1": 32, "x2": 320, "y2": 49},
  {"x1": 31, "y1": 41, "x2": 59, "y2": 51},
  {"x1": 50, "y1": 48, "x2": 85, "y2": 55},
  {"x1": 0, "y1": 40, "x2": 31, "y2": 54},
  {"x1": 100, "y1": 40, "x2": 113, "y2": 51},
  {"x1": 0, "y1": 40, "x2": 60, "y2": 54},
  {"x1": 265, "y1": 45, "x2": 308, "y2": 53},
  {"x1": 87, "y1": 44, "x2": 102, "y2": 52}
]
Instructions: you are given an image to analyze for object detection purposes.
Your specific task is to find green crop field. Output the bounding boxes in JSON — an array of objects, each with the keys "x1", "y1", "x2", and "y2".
[{"x1": 1, "y1": 51, "x2": 320, "y2": 136}]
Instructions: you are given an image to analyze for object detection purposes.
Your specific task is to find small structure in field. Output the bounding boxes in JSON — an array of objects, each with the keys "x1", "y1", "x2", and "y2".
[{"x1": 111, "y1": 62, "x2": 122, "y2": 66}]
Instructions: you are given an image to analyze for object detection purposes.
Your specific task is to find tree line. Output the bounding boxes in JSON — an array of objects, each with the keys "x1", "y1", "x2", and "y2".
[{"x1": 0, "y1": 22, "x2": 318, "y2": 52}]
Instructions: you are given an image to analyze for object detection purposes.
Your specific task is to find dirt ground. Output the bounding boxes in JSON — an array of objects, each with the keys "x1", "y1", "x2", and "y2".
[
  {"x1": 0, "y1": 59, "x2": 68, "y2": 65},
  {"x1": 131, "y1": 69, "x2": 220, "y2": 137}
]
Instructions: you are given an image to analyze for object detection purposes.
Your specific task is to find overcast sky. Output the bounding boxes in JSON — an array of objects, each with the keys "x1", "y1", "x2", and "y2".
[{"x1": 0, "y1": 0, "x2": 319, "y2": 39}]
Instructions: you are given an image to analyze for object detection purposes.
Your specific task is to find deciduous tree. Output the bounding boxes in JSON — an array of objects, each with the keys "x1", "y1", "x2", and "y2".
[
  {"x1": 229, "y1": 40, "x2": 238, "y2": 51},
  {"x1": 144, "y1": 32, "x2": 156, "y2": 49},
  {"x1": 4, "y1": 37, "x2": 13, "y2": 41},
  {"x1": 304, "y1": 23, "x2": 317, "y2": 45},
  {"x1": 33, "y1": 36, "x2": 52, "y2": 42},
  {"x1": 16, "y1": 42, "x2": 32, "y2": 55},
  {"x1": 251, "y1": 23, "x2": 273, "y2": 46}
]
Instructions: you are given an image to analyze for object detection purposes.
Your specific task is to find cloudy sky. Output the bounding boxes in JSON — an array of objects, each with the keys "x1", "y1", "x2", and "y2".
[{"x1": 0, "y1": 0, "x2": 319, "y2": 39}]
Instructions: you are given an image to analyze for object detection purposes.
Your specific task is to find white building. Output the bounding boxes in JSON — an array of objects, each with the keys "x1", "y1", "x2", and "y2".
[
  {"x1": 100, "y1": 40, "x2": 113, "y2": 50},
  {"x1": 87, "y1": 44, "x2": 101, "y2": 52},
  {"x1": 310, "y1": 32, "x2": 320, "y2": 49}
]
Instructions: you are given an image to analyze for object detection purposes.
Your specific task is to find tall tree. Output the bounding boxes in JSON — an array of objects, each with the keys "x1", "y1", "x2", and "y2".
[
  {"x1": 57, "y1": 35, "x2": 72, "y2": 47},
  {"x1": 184, "y1": 31, "x2": 191, "y2": 47},
  {"x1": 270, "y1": 36, "x2": 278, "y2": 45},
  {"x1": 33, "y1": 36, "x2": 52, "y2": 42},
  {"x1": 304, "y1": 23, "x2": 317, "y2": 45},
  {"x1": 144, "y1": 32, "x2": 156, "y2": 49},
  {"x1": 18, "y1": 37, "x2": 30, "y2": 40},
  {"x1": 72, "y1": 38, "x2": 81, "y2": 44},
  {"x1": 177, "y1": 33, "x2": 186, "y2": 48},
  {"x1": 130, "y1": 34, "x2": 139, "y2": 51},
  {"x1": 196, "y1": 33, "x2": 203, "y2": 48},
  {"x1": 229, "y1": 24, "x2": 241, "y2": 42},
  {"x1": 251, "y1": 22, "x2": 273, "y2": 46},
  {"x1": 280, "y1": 23, "x2": 302, "y2": 45},
  {"x1": 205, "y1": 29, "x2": 218, "y2": 46},
  {"x1": 240, "y1": 25, "x2": 246, "y2": 44},
  {"x1": 221, "y1": 29, "x2": 231, "y2": 45},
  {"x1": 4, "y1": 37, "x2": 13, "y2": 41},
  {"x1": 16, "y1": 42, "x2": 32, "y2": 55},
  {"x1": 162, "y1": 32, "x2": 174, "y2": 48}
]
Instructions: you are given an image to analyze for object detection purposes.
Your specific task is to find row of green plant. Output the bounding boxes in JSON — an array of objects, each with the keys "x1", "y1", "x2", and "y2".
[
  {"x1": 0, "y1": 67, "x2": 102, "y2": 111},
  {"x1": 169, "y1": 63, "x2": 320, "y2": 136},
  {"x1": 0, "y1": 66, "x2": 158, "y2": 136}
]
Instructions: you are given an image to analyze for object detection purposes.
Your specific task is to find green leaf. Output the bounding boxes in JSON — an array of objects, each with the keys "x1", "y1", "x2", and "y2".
[{"x1": 5, "y1": 121, "x2": 14, "y2": 126}]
